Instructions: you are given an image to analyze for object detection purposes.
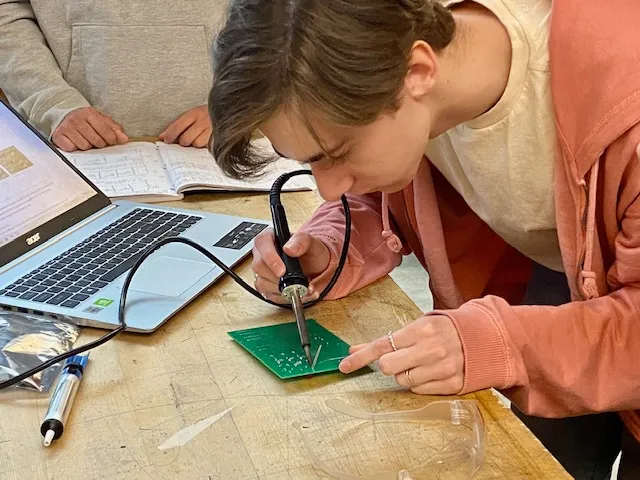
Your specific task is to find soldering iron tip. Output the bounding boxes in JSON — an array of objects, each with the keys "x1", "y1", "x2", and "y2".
[{"x1": 304, "y1": 345, "x2": 312, "y2": 366}]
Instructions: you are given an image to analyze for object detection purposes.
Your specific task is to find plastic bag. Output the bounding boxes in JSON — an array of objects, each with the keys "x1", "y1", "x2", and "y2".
[
  {"x1": 294, "y1": 398, "x2": 486, "y2": 479},
  {"x1": 0, "y1": 311, "x2": 80, "y2": 392}
]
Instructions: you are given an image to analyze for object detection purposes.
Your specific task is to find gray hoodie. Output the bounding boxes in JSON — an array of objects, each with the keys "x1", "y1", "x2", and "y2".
[{"x1": 0, "y1": 1, "x2": 228, "y2": 138}]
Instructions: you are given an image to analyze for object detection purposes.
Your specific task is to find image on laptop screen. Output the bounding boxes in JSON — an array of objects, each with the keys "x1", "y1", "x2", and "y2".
[{"x1": 0, "y1": 104, "x2": 98, "y2": 249}]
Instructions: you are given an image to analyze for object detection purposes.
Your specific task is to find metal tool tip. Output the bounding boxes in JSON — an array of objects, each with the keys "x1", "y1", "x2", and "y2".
[{"x1": 304, "y1": 345, "x2": 312, "y2": 366}]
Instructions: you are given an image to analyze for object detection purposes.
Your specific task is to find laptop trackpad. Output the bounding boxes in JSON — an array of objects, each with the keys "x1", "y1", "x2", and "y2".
[{"x1": 130, "y1": 256, "x2": 214, "y2": 297}]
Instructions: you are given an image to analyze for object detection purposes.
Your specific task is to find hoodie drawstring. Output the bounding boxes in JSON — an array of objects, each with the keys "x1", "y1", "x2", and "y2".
[
  {"x1": 580, "y1": 159, "x2": 600, "y2": 300},
  {"x1": 381, "y1": 193, "x2": 403, "y2": 253}
]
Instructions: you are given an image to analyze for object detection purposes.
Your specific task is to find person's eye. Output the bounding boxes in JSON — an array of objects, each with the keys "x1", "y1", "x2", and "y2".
[{"x1": 329, "y1": 150, "x2": 350, "y2": 165}]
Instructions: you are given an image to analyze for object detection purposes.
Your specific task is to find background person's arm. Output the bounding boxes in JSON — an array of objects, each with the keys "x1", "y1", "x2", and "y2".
[{"x1": 0, "y1": 1, "x2": 89, "y2": 136}]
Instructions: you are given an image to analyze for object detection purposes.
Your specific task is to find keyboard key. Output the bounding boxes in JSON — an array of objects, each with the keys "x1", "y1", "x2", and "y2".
[
  {"x1": 76, "y1": 280, "x2": 91, "y2": 287},
  {"x1": 84, "y1": 273, "x2": 99, "y2": 281},
  {"x1": 70, "y1": 293, "x2": 90, "y2": 301},
  {"x1": 57, "y1": 280, "x2": 73, "y2": 288},
  {"x1": 75, "y1": 269, "x2": 90, "y2": 277},
  {"x1": 12, "y1": 285, "x2": 29, "y2": 293},
  {"x1": 33, "y1": 274, "x2": 48, "y2": 281},
  {"x1": 66, "y1": 274, "x2": 81, "y2": 282},
  {"x1": 46, "y1": 292, "x2": 73, "y2": 305},
  {"x1": 47, "y1": 286, "x2": 64, "y2": 293},
  {"x1": 90, "y1": 281, "x2": 109, "y2": 289},
  {"x1": 23, "y1": 279, "x2": 38, "y2": 287},
  {"x1": 138, "y1": 223, "x2": 159, "y2": 234},
  {"x1": 154, "y1": 225, "x2": 172, "y2": 236},
  {"x1": 81, "y1": 287, "x2": 100, "y2": 295},
  {"x1": 19, "y1": 291, "x2": 37, "y2": 300},
  {"x1": 59, "y1": 268, "x2": 75, "y2": 275},
  {"x1": 33, "y1": 292, "x2": 54, "y2": 302},
  {"x1": 93, "y1": 268, "x2": 109, "y2": 276},
  {"x1": 61, "y1": 300, "x2": 81, "y2": 308},
  {"x1": 0, "y1": 289, "x2": 8, "y2": 295},
  {"x1": 31, "y1": 285, "x2": 47, "y2": 292},
  {"x1": 5, "y1": 291, "x2": 20, "y2": 298},
  {"x1": 41, "y1": 279, "x2": 55, "y2": 286},
  {"x1": 66, "y1": 285, "x2": 81, "y2": 293},
  {"x1": 41, "y1": 268, "x2": 57, "y2": 275},
  {"x1": 50, "y1": 274, "x2": 65, "y2": 281},
  {"x1": 100, "y1": 252, "x2": 143, "y2": 282}
]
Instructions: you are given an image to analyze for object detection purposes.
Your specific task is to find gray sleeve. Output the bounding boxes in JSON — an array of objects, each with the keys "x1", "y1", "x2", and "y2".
[{"x1": 0, "y1": 0, "x2": 90, "y2": 138}]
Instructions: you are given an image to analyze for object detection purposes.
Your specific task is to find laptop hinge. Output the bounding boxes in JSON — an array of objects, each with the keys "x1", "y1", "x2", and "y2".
[{"x1": 0, "y1": 204, "x2": 118, "y2": 276}]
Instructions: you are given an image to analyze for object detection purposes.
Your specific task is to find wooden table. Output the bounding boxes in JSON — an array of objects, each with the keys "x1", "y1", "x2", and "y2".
[{"x1": 0, "y1": 191, "x2": 569, "y2": 479}]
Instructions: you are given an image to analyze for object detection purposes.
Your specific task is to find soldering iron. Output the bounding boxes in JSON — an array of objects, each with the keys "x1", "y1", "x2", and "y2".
[
  {"x1": 270, "y1": 171, "x2": 314, "y2": 365},
  {"x1": 0, "y1": 170, "x2": 351, "y2": 390}
]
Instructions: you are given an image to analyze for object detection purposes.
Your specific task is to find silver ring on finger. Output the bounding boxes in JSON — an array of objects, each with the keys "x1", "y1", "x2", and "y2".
[
  {"x1": 405, "y1": 368, "x2": 415, "y2": 387},
  {"x1": 387, "y1": 331, "x2": 398, "y2": 351}
]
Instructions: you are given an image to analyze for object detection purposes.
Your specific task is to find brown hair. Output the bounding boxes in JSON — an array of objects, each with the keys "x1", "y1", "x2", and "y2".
[{"x1": 209, "y1": 0, "x2": 456, "y2": 179}]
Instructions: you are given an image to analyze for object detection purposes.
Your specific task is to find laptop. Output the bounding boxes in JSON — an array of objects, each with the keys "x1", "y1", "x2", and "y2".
[{"x1": 0, "y1": 100, "x2": 269, "y2": 332}]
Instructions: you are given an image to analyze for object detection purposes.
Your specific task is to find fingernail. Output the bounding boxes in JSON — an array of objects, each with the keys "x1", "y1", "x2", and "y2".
[
  {"x1": 285, "y1": 241, "x2": 299, "y2": 254},
  {"x1": 339, "y1": 359, "x2": 349, "y2": 372}
]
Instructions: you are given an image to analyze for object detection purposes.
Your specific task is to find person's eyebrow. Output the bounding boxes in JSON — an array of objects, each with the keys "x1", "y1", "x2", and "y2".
[{"x1": 273, "y1": 141, "x2": 347, "y2": 164}]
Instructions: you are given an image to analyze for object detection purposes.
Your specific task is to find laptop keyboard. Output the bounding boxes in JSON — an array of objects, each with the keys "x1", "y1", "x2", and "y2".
[{"x1": 0, "y1": 208, "x2": 202, "y2": 309}]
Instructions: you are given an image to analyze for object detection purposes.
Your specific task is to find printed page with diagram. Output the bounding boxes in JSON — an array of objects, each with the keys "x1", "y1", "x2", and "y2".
[
  {"x1": 64, "y1": 143, "x2": 180, "y2": 202},
  {"x1": 158, "y1": 138, "x2": 316, "y2": 193}
]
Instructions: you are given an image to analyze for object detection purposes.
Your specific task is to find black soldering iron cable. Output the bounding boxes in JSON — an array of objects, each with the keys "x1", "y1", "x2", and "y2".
[{"x1": 0, "y1": 171, "x2": 351, "y2": 390}]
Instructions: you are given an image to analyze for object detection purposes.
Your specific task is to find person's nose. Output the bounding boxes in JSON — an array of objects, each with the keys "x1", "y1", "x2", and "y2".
[{"x1": 310, "y1": 165, "x2": 355, "y2": 202}]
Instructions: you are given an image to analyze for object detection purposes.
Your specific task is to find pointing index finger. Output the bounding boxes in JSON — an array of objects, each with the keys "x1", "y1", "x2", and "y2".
[{"x1": 339, "y1": 327, "x2": 416, "y2": 374}]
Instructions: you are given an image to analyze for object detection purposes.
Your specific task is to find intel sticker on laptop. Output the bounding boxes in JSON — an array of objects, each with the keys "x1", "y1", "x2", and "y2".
[
  {"x1": 83, "y1": 298, "x2": 114, "y2": 314},
  {"x1": 93, "y1": 298, "x2": 114, "y2": 307}
]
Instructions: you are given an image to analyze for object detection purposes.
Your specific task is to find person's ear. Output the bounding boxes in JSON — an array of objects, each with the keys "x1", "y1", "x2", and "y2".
[{"x1": 404, "y1": 41, "x2": 438, "y2": 99}]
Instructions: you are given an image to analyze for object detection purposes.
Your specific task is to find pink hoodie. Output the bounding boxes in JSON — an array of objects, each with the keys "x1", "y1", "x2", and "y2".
[{"x1": 301, "y1": 0, "x2": 640, "y2": 441}]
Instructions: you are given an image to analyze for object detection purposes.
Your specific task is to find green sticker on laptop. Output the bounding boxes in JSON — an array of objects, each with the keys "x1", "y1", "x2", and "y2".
[
  {"x1": 228, "y1": 320, "x2": 353, "y2": 379},
  {"x1": 93, "y1": 298, "x2": 114, "y2": 307}
]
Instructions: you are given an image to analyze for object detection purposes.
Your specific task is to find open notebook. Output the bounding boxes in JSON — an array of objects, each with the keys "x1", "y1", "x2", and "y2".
[{"x1": 63, "y1": 138, "x2": 316, "y2": 203}]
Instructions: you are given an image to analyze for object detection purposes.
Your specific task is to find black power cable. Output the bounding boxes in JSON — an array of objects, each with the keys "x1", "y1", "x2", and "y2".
[{"x1": 0, "y1": 171, "x2": 351, "y2": 390}]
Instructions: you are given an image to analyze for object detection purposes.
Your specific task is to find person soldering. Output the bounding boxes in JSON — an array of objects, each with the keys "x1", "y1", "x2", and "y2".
[
  {"x1": 207, "y1": 0, "x2": 640, "y2": 478},
  {"x1": 0, "y1": 0, "x2": 227, "y2": 151}
]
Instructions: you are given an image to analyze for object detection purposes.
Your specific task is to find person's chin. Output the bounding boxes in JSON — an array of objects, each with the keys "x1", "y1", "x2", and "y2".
[{"x1": 377, "y1": 177, "x2": 413, "y2": 194}]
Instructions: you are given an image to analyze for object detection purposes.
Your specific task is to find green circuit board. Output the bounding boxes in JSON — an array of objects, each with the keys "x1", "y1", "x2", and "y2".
[{"x1": 228, "y1": 319, "x2": 352, "y2": 379}]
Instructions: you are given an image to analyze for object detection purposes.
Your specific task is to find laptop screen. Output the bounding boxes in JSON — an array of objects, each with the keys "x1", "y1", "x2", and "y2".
[{"x1": 0, "y1": 101, "x2": 109, "y2": 266}]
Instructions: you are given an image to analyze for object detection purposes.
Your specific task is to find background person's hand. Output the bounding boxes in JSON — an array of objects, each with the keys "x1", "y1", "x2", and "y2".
[
  {"x1": 251, "y1": 228, "x2": 331, "y2": 304},
  {"x1": 339, "y1": 315, "x2": 465, "y2": 395},
  {"x1": 159, "y1": 105, "x2": 212, "y2": 148},
  {"x1": 52, "y1": 107, "x2": 128, "y2": 152}
]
